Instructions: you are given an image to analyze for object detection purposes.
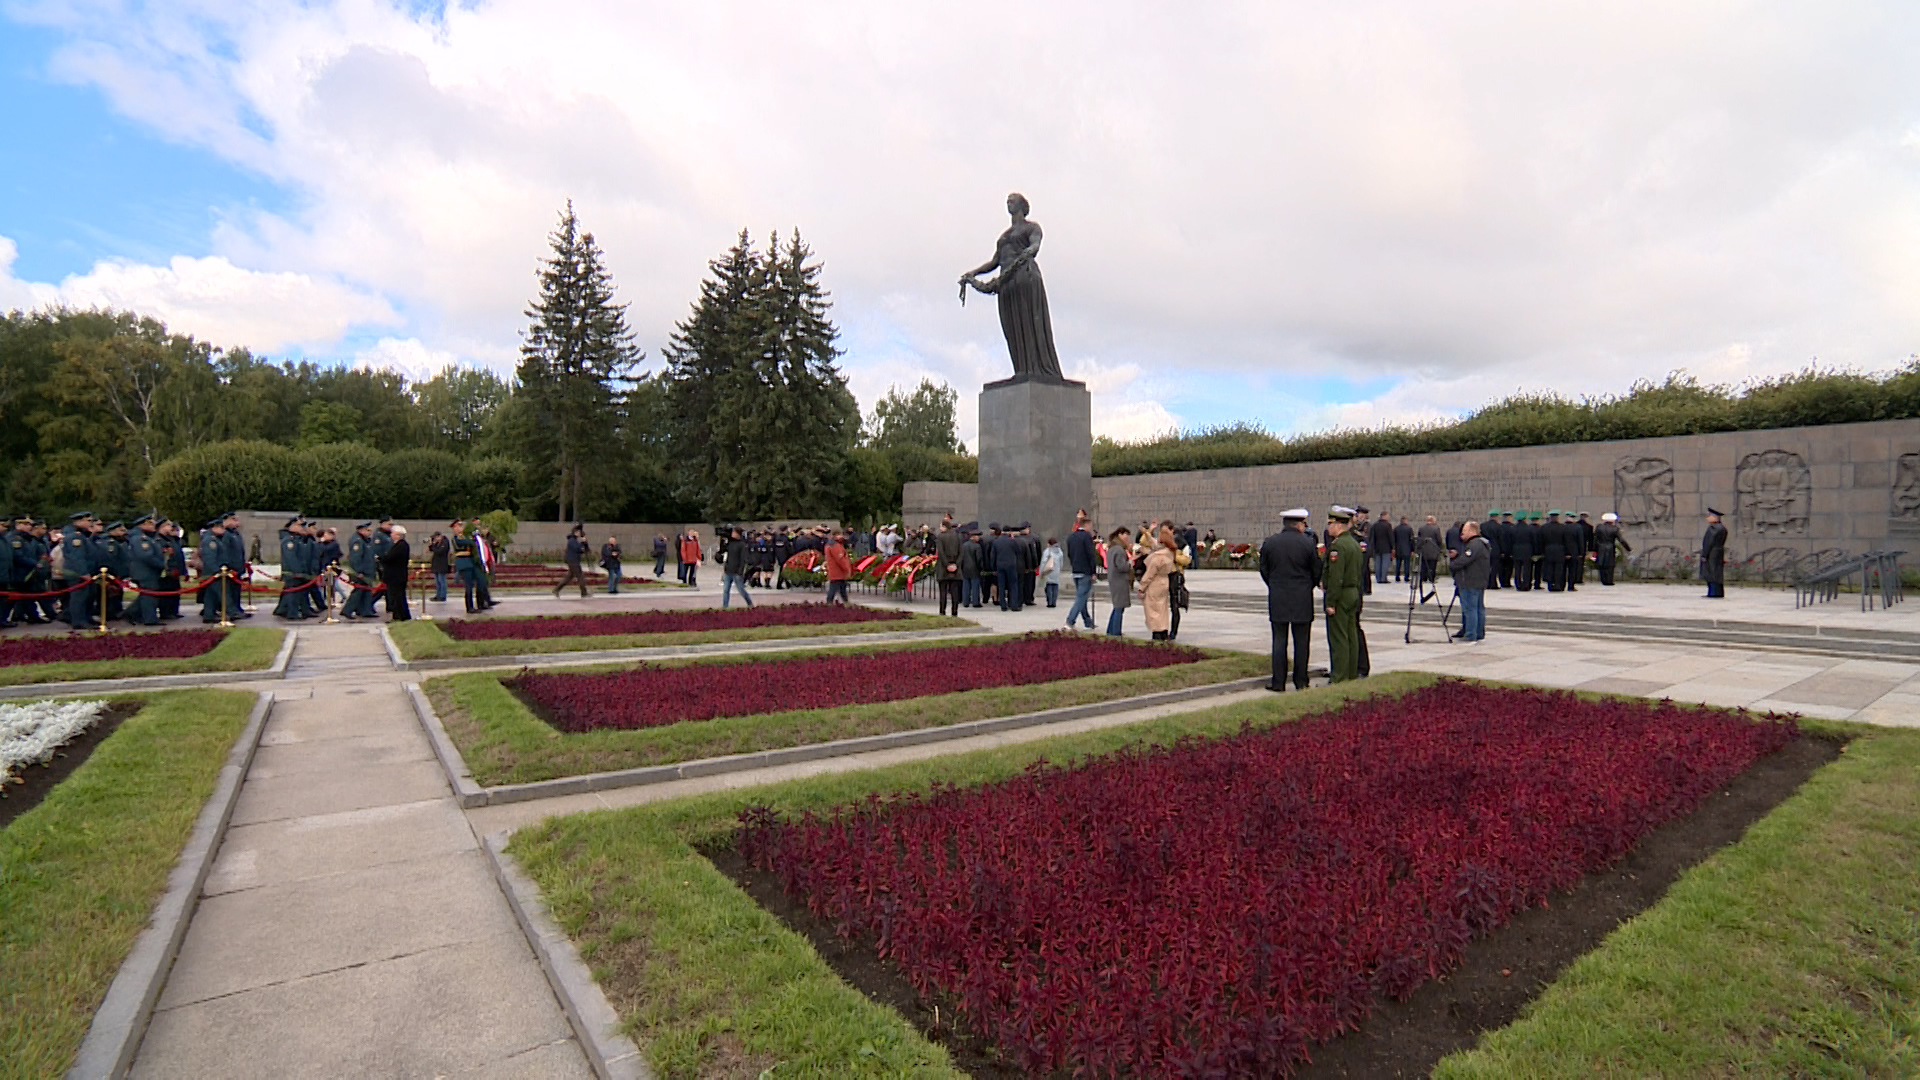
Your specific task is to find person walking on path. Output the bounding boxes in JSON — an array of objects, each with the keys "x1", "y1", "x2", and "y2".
[
  {"x1": 1039, "y1": 535, "x2": 1065, "y2": 608},
  {"x1": 1138, "y1": 525, "x2": 1178, "y2": 641},
  {"x1": 600, "y1": 535, "x2": 623, "y2": 594},
  {"x1": 652, "y1": 534, "x2": 668, "y2": 578},
  {"x1": 1064, "y1": 512, "x2": 1098, "y2": 629},
  {"x1": 721, "y1": 526, "x2": 755, "y2": 609},
  {"x1": 1259, "y1": 508, "x2": 1320, "y2": 691},
  {"x1": 1594, "y1": 512, "x2": 1631, "y2": 585},
  {"x1": 554, "y1": 525, "x2": 591, "y2": 598},
  {"x1": 935, "y1": 520, "x2": 964, "y2": 616},
  {"x1": 379, "y1": 524, "x2": 413, "y2": 621},
  {"x1": 824, "y1": 530, "x2": 852, "y2": 604},
  {"x1": 1701, "y1": 508, "x2": 1728, "y2": 598},
  {"x1": 1104, "y1": 527, "x2": 1132, "y2": 635},
  {"x1": 1322, "y1": 507, "x2": 1365, "y2": 682},
  {"x1": 1449, "y1": 520, "x2": 1493, "y2": 642},
  {"x1": 679, "y1": 530, "x2": 703, "y2": 588},
  {"x1": 427, "y1": 531, "x2": 450, "y2": 602}
]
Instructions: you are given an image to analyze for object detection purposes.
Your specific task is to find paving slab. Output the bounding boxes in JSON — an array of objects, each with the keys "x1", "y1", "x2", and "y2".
[
  {"x1": 1764, "y1": 672, "x2": 1908, "y2": 711},
  {"x1": 135, "y1": 934, "x2": 588, "y2": 1080},
  {"x1": 245, "y1": 730, "x2": 432, "y2": 779},
  {"x1": 158, "y1": 848, "x2": 519, "y2": 1008},
  {"x1": 204, "y1": 798, "x2": 475, "y2": 895},
  {"x1": 229, "y1": 758, "x2": 451, "y2": 825}
]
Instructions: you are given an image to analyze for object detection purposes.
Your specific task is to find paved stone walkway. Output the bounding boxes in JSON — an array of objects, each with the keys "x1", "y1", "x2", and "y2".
[
  {"x1": 129, "y1": 627, "x2": 593, "y2": 1079},
  {"x1": 97, "y1": 571, "x2": 1917, "y2": 1074}
]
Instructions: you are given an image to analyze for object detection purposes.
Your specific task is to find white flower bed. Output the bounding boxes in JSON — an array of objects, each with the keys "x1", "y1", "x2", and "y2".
[{"x1": 1, "y1": 699, "x2": 109, "y2": 785}]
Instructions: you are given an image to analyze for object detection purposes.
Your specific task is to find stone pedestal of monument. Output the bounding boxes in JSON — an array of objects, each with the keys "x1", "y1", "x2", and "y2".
[{"x1": 978, "y1": 377, "x2": 1093, "y2": 544}]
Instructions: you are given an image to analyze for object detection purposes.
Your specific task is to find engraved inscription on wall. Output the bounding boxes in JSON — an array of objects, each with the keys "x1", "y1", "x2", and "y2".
[
  {"x1": 1890, "y1": 453, "x2": 1920, "y2": 536},
  {"x1": 1735, "y1": 450, "x2": 1811, "y2": 536},
  {"x1": 1613, "y1": 457, "x2": 1674, "y2": 535}
]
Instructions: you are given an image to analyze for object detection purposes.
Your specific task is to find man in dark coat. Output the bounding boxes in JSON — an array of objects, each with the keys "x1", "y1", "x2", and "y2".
[
  {"x1": 1259, "y1": 508, "x2": 1321, "y2": 691},
  {"x1": 1569, "y1": 512, "x2": 1595, "y2": 590},
  {"x1": 1416, "y1": 516, "x2": 1443, "y2": 585},
  {"x1": 100, "y1": 521, "x2": 131, "y2": 622},
  {"x1": 1594, "y1": 512, "x2": 1631, "y2": 585},
  {"x1": 1510, "y1": 511, "x2": 1535, "y2": 591},
  {"x1": 379, "y1": 525, "x2": 413, "y2": 620},
  {"x1": 556, "y1": 525, "x2": 590, "y2": 598},
  {"x1": 1449, "y1": 521, "x2": 1494, "y2": 642},
  {"x1": 991, "y1": 525, "x2": 1023, "y2": 612},
  {"x1": 960, "y1": 529, "x2": 984, "y2": 608},
  {"x1": 935, "y1": 520, "x2": 964, "y2": 616},
  {"x1": 1701, "y1": 508, "x2": 1729, "y2": 598},
  {"x1": 158, "y1": 519, "x2": 187, "y2": 619},
  {"x1": 1020, "y1": 523, "x2": 1042, "y2": 608},
  {"x1": 220, "y1": 512, "x2": 251, "y2": 618},
  {"x1": 343, "y1": 522, "x2": 379, "y2": 619},
  {"x1": 1392, "y1": 516, "x2": 1413, "y2": 582},
  {"x1": 1496, "y1": 512, "x2": 1516, "y2": 588},
  {"x1": 1540, "y1": 511, "x2": 1568, "y2": 592},
  {"x1": 274, "y1": 517, "x2": 310, "y2": 620},
  {"x1": 1368, "y1": 512, "x2": 1395, "y2": 585}
]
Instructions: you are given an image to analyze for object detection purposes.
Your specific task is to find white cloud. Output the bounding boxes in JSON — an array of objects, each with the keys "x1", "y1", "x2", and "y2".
[
  {"x1": 10, "y1": 0, "x2": 1920, "y2": 428},
  {"x1": 351, "y1": 336, "x2": 459, "y2": 381},
  {"x1": 0, "y1": 234, "x2": 396, "y2": 351}
]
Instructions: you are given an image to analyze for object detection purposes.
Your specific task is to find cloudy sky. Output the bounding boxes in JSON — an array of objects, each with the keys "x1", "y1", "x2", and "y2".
[{"x1": 2, "y1": 1, "x2": 1916, "y2": 446}]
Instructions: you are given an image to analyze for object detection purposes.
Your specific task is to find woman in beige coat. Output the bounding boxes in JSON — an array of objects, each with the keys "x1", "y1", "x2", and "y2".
[{"x1": 1138, "y1": 525, "x2": 1178, "y2": 640}]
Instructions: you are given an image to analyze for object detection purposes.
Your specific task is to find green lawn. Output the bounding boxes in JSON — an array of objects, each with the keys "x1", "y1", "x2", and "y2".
[
  {"x1": 508, "y1": 674, "x2": 1428, "y2": 1078},
  {"x1": 0, "y1": 627, "x2": 285, "y2": 687},
  {"x1": 510, "y1": 680, "x2": 1919, "y2": 1079},
  {"x1": 388, "y1": 610, "x2": 974, "y2": 661},
  {"x1": 427, "y1": 636, "x2": 1268, "y2": 785},
  {"x1": 1435, "y1": 718, "x2": 1920, "y2": 1077},
  {"x1": 0, "y1": 688, "x2": 258, "y2": 1079}
]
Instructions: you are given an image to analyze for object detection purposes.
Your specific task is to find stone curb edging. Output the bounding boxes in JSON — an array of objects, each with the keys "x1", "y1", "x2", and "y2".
[
  {"x1": 482, "y1": 832, "x2": 650, "y2": 1080},
  {"x1": 384, "y1": 623, "x2": 992, "y2": 672},
  {"x1": 67, "y1": 690, "x2": 274, "y2": 1080},
  {"x1": 0, "y1": 629, "x2": 297, "y2": 701},
  {"x1": 414, "y1": 675, "x2": 1270, "y2": 810}
]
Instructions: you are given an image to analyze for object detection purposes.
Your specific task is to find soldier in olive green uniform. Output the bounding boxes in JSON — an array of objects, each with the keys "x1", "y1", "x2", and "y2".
[{"x1": 1322, "y1": 506, "x2": 1366, "y2": 683}]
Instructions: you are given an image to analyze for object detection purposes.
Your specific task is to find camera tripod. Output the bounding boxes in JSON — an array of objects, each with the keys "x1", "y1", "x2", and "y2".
[{"x1": 1403, "y1": 562, "x2": 1459, "y2": 644}]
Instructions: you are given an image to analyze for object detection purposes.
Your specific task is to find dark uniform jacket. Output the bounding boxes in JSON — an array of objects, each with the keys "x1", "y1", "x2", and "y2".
[
  {"x1": 62, "y1": 529, "x2": 95, "y2": 582},
  {"x1": 1259, "y1": 528, "x2": 1321, "y2": 624},
  {"x1": 6, "y1": 529, "x2": 31, "y2": 584},
  {"x1": 347, "y1": 534, "x2": 377, "y2": 581},
  {"x1": 990, "y1": 535, "x2": 1022, "y2": 572},
  {"x1": 1393, "y1": 522, "x2": 1413, "y2": 558},
  {"x1": 959, "y1": 537, "x2": 983, "y2": 578},
  {"x1": 935, "y1": 529, "x2": 964, "y2": 581},
  {"x1": 279, "y1": 530, "x2": 307, "y2": 579},
  {"x1": 130, "y1": 530, "x2": 166, "y2": 584},
  {"x1": 1700, "y1": 522, "x2": 1729, "y2": 583}
]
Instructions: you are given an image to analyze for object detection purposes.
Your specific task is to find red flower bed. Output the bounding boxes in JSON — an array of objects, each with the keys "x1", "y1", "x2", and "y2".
[
  {"x1": 510, "y1": 633, "x2": 1201, "y2": 732},
  {"x1": 446, "y1": 602, "x2": 909, "y2": 642},
  {"x1": 737, "y1": 680, "x2": 1799, "y2": 1076},
  {"x1": 0, "y1": 629, "x2": 225, "y2": 668},
  {"x1": 485, "y1": 564, "x2": 609, "y2": 587}
]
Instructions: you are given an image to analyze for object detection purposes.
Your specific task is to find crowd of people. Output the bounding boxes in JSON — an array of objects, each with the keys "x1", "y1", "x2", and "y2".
[{"x1": 1359, "y1": 508, "x2": 1636, "y2": 594}]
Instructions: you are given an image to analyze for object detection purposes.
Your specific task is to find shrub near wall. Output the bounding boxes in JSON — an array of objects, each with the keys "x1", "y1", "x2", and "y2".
[{"x1": 147, "y1": 438, "x2": 516, "y2": 523}]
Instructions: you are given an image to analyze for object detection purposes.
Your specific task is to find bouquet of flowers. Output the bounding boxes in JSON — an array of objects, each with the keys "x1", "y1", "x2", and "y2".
[{"x1": 1228, "y1": 543, "x2": 1255, "y2": 566}]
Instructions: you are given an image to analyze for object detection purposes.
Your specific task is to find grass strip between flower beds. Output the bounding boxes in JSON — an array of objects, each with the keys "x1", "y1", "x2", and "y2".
[
  {"x1": 426, "y1": 635, "x2": 1267, "y2": 785},
  {"x1": 388, "y1": 610, "x2": 973, "y2": 661},
  {"x1": 0, "y1": 688, "x2": 258, "y2": 1079},
  {"x1": 506, "y1": 679, "x2": 1912, "y2": 1079},
  {"x1": 0, "y1": 627, "x2": 285, "y2": 688}
]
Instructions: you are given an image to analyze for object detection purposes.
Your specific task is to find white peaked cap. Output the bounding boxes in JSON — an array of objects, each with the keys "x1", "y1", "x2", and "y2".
[
  {"x1": 1601, "y1": 512, "x2": 1619, "y2": 522},
  {"x1": 1281, "y1": 508, "x2": 1309, "y2": 520}
]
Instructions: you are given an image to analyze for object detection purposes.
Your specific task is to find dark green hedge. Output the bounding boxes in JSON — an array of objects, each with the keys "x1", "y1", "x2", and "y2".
[
  {"x1": 147, "y1": 439, "x2": 521, "y2": 524},
  {"x1": 1092, "y1": 365, "x2": 1920, "y2": 477}
]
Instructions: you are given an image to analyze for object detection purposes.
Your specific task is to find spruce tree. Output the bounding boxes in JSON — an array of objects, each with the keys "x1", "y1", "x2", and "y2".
[
  {"x1": 517, "y1": 202, "x2": 641, "y2": 522},
  {"x1": 664, "y1": 229, "x2": 857, "y2": 521}
]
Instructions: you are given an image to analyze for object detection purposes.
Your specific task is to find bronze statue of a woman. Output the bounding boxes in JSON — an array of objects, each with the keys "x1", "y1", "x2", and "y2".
[{"x1": 959, "y1": 192, "x2": 1066, "y2": 383}]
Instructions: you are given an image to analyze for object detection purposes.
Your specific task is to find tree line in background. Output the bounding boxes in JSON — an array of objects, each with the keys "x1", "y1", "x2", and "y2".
[
  {"x1": 1092, "y1": 364, "x2": 1920, "y2": 476},
  {"x1": 0, "y1": 204, "x2": 970, "y2": 529}
]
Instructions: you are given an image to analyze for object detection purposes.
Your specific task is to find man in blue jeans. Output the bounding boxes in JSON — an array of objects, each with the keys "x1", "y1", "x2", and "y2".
[
  {"x1": 1447, "y1": 520, "x2": 1492, "y2": 642},
  {"x1": 720, "y1": 527, "x2": 755, "y2": 609},
  {"x1": 1064, "y1": 513, "x2": 1098, "y2": 629}
]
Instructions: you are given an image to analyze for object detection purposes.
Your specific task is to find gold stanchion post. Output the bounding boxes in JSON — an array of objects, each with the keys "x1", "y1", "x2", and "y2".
[
  {"x1": 418, "y1": 567, "x2": 435, "y2": 621},
  {"x1": 322, "y1": 566, "x2": 340, "y2": 623},
  {"x1": 95, "y1": 568, "x2": 113, "y2": 634},
  {"x1": 219, "y1": 568, "x2": 235, "y2": 628}
]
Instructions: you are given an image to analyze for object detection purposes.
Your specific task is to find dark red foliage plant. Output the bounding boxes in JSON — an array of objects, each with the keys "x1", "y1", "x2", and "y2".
[
  {"x1": 509, "y1": 633, "x2": 1202, "y2": 732},
  {"x1": 445, "y1": 602, "x2": 909, "y2": 641},
  {"x1": 735, "y1": 680, "x2": 1799, "y2": 1077},
  {"x1": 0, "y1": 628, "x2": 225, "y2": 669}
]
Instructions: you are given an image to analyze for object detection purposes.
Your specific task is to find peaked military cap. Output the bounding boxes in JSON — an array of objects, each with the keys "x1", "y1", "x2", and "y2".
[
  {"x1": 133, "y1": 514, "x2": 154, "y2": 526},
  {"x1": 1354, "y1": 505, "x2": 1369, "y2": 514},
  {"x1": 205, "y1": 517, "x2": 226, "y2": 528},
  {"x1": 1328, "y1": 505, "x2": 1355, "y2": 522},
  {"x1": 1281, "y1": 507, "x2": 1309, "y2": 520},
  {"x1": 69, "y1": 511, "x2": 94, "y2": 522},
  {"x1": 1707, "y1": 507, "x2": 1725, "y2": 516},
  {"x1": 107, "y1": 521, "x2": 126, "y2": 531},
  {"x1": 356, "y1": 521, "x2": 373, "y2": 530},
  {"x1": 284, "y1": 515, "x2": 302, "y2": 529}
]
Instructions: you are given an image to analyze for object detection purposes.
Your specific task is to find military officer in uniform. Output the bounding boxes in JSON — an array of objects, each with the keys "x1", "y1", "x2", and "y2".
[
  {"x1": 373, "y1": 517, "x2": 395, "y2": 613},
  {"x1": 1481, "y1": 509, "x2": 1503, "y2": 590},
  {"x1": 61, "y1": 512, "x2": 100, "y2": 632},
  {"x1": 220, "y1": 512, "x2": 251, "y2": 618},
  {"x1": 1322, "y1": 506, "x2": 1365, "y2": 683},
  {"x1": 4, "y1": 518, "x2": 28, "y2": 626},
  {"x1": 1259, "y1": 508, "x2": 1320, "y2": 691},
  {"x1": 0, "y1": 516, "x2": 15, "y2": 629},
  {"x1": 157, "y1": 519, "x2": 187, "y2": 619},
  {"x1": 343, "y1": 522, "x2": 378, "y2": 619},
  {"x1": 11, "y1": 518, "x2": 47, "y2": 624},
  {"x1": 99, "y1": 521, "x2": 131, "y2": 621},
  {"x1": 1701, "y1": 508, "x2": 1728, "y2": 598},
  {"x1": 198, "y1": 518, "x2": 228, "y2": 622},
  {"x1": 124, "y1": 515, "x2": 166, "y2": 626},
  {"x1": 1594, "y1": 512, "x2": 1630, "y2": 586},
  {"x1": 1539, "y1": 511, "x2": 1567, "y2": 592},
  {"x1": 273, "y1": 517, "x2": 312, "y2": 620}
]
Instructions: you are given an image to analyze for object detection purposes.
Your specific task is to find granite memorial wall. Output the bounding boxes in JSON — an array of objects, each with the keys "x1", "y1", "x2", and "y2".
[{"x1": 904, "y1": 416, "x2": 1920, "y2": 567}]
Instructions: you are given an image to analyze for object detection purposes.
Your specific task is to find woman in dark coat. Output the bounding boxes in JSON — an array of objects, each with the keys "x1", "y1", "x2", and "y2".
[{"x1": 379, "y1": 525, "x2": 413, "y2": 621}]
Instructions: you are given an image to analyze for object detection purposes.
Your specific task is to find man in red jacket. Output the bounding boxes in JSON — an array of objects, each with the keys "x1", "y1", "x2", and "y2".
[{"x1": 824, "y1": 531, "x2": 853, "y2": 604}]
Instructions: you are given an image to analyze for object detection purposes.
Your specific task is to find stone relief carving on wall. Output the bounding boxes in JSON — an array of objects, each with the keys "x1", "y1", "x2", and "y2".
[
  {"x1": 1893, "y1": 453, "x2": 1920, "y2": 521},
  {"x1": 1613, "y1": 457, "x2": 1674, "y2": 533},
  {"x1": 1735, "y1": 450, "x2": 1811, "y2": 535}
]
